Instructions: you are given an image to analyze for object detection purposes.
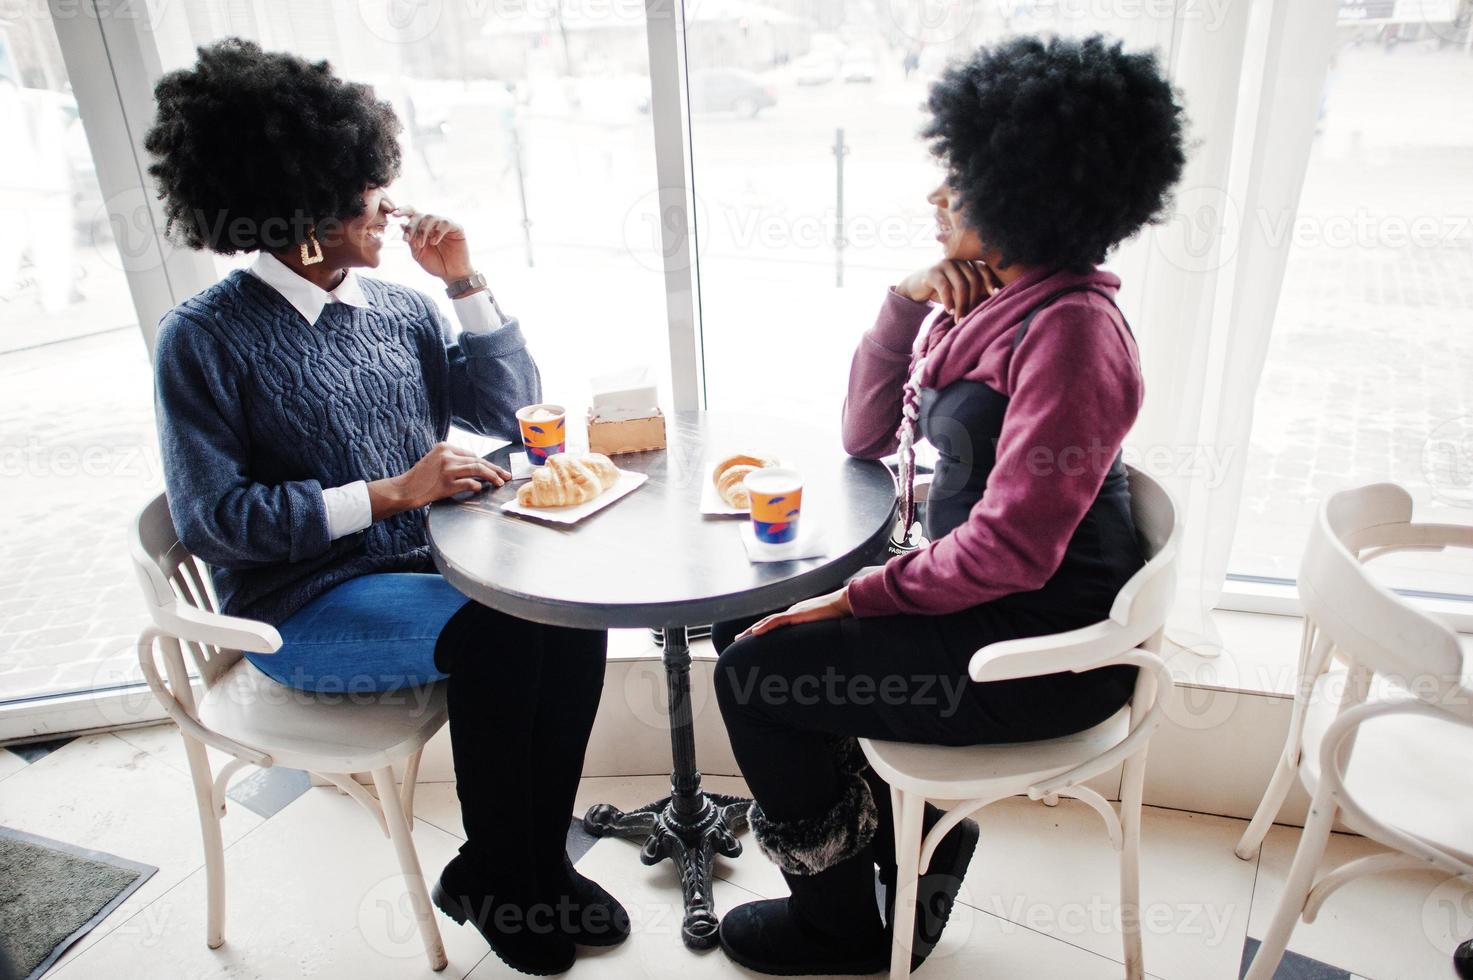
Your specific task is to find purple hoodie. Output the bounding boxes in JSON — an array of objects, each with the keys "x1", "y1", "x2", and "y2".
[{"x1": 842, "y1": 266, "x2": 1143, "y2": 618}]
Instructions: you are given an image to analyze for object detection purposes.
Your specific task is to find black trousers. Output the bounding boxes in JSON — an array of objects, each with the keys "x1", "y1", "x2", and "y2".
[
  {"x1": 433, "y1": 600, "x2": 607, "y2": 896},
  {"x1": 712, "y1": 598, "x2": 1134, "y2": 931}
]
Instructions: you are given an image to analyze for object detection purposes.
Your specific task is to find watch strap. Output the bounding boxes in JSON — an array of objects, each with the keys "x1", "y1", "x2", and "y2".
[{"x1": 445, "y1": 271, "x2": 488, "y2": 300}]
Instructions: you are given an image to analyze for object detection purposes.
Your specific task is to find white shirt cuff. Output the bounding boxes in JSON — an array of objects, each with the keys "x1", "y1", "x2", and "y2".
[
  {"x1": 323, "y1": 481, "x2": 372, "y2": 539},
  {"x1": 452, "y1": 290, "x2": 506, "y2": 335}
]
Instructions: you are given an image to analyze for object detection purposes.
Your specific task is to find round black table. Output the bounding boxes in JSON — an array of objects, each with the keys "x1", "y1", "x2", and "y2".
[{"x1": 428, "y1": 410, "x2": 896, "y2": 949}]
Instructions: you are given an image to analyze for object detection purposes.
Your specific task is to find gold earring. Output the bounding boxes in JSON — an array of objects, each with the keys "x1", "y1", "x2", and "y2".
[{"x1": 300, "y1": 232, "x2": 324, "y2": 266}]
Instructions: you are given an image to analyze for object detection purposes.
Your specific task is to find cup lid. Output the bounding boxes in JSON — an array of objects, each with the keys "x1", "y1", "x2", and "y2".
[
  {"x1": 744, "y1": 467, "x2": 802, "y2": 492},
  {"x1": 516, "y1": 403, "x2": 566, "y2": 420}
]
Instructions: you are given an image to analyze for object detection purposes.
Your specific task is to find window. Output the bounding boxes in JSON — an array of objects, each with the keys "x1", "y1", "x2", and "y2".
[
  {"x1": 11, "y1": 0, "x2": 1465, "y2": 723},
  {"x1": 0, "y1": 15, "x2": 155, "y2": 704},
  {"x1": 152, "y1": 0, "x2": 675, "y2": 418},
  {"x1": 683, "y1": 2, "x2": 1178, "y2": 415},
  {"x1": 1230, "y1": 16, "x2": 1473, "y2": 598}
]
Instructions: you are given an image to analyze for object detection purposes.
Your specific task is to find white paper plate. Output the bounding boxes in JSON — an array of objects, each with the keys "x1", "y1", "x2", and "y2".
[
  {"x1": 501, "y1": 469, "x2": 647, "y2": 525},
  {"x1": 700, "y1": 456, "x2": 783, "y2": 516}
]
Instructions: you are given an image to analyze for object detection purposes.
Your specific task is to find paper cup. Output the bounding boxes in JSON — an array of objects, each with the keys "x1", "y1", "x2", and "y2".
[
  {"x1": 745, "y1": 468, "x2": 803, "y2": 544},
  {"x1": 516, "y1": 403, "x2": 567, "y2": 466}
]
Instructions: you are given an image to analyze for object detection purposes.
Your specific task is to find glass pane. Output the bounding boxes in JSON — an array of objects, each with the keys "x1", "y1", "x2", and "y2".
[
  {"x1": 151, "y1": 1, "x2": 671, "y2": 419},
  {"x1": 1231, "y1": 19, "x2": 1473, "y2": 597},
  {"x1": 0, "y1": 19, "x2": 156, "y2": 701},
  {"x1": 683, "y1": 2, "x2": 1175, "y2": 417}
]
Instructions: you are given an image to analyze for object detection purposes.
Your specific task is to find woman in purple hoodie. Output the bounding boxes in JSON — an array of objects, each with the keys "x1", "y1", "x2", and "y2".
[{"x1": 712, "y1": 36, "x2": 1187, "y2": 975}]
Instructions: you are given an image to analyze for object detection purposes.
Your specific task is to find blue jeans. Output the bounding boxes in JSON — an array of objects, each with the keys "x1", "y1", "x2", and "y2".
[{"x1": 247, "y1": 573, "x2": 469, "y2": 692}]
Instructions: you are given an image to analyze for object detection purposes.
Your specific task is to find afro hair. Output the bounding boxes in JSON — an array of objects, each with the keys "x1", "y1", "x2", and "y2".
[
  {"x1": 144, "y1": 38, "x2": 402, "y2": 254},
  {"x1": 923, "y1": 34, "x2": 1186, "y2": 271}
]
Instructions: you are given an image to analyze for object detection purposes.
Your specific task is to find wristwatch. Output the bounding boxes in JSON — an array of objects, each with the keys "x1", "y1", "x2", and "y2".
[{"x1": 444, "y1": 271, "x2": 488, "y2": 300}]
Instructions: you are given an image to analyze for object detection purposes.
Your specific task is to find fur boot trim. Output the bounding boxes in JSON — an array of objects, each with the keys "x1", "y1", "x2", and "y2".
[
  {"x1": 749, "y1": 773, "x2": 878, "y2": 876},
  {"x1": 827, "y1": 734, "x2": 869, "y2": 775}
]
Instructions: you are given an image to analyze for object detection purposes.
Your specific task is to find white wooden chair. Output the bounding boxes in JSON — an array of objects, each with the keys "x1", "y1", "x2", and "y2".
[
  {"x1": 130, "y1": 493, "x2": 451, "y2": 970},
  {"x1": 862, "y1": 465, "x2": 1181, "y2": 980},
  {"x1": 1235, "y1": 483, "x2": 1473, "y2": 980}
]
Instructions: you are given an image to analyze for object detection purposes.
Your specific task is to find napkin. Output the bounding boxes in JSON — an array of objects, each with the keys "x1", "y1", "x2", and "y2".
[
  {"x1": 591, "y1": 365, "x2": 659, "y2": 421},
  {"x1": 740, "y1": 521, "x2": 826, "y2": 563}
]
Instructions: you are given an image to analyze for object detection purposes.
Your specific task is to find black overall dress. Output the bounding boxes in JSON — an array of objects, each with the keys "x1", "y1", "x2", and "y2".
[{"x1": 917, "y1": 285, "x2": 1145, "y2": 620}]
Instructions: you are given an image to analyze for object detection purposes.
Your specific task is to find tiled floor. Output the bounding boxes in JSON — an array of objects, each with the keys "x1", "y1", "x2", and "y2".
[{"x1": 1, "y1": 726, "x2": 1469, "y2": 980}]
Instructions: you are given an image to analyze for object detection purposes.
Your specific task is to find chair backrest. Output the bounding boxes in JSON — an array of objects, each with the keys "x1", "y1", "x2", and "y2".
[
  {"x1": 132, "y1": 493, "x2": 243, "y2": 688},
  {"x1": 965, "y1": 465, "x2": 1182, "y2": 687},
  {"x1": 1106, "y1": 465, "x2": 1183, "y2": 634},
  {"x1": 1298, "y1": 483, "x2": 1463, "y2": 701}
]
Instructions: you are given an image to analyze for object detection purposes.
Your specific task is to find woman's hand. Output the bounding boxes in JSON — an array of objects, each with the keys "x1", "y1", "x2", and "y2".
[
  {"x1": 367, "y1": 442, "x2": 511, "y2": 520},
  {"x1": 395, "y1": 206, "x2": 476, "y2": 283},
  {"x1": 737, "y1": 587, "x2": 854, "y2": 640},
  {"x1": 896, "y1": 259, "x2": 1002, "y2": 321}
]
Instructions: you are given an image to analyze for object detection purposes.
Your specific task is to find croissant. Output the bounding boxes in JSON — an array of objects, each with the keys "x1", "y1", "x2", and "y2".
[
  {"x1": 713, "y1": 453, "x2": 777, "y2": 508},
  {"x1": 717, "y1": 464, "x2": 759, "y2": 509},
  {"x1": 517, "y1": 453, "x2": 619, "y2": 508}
]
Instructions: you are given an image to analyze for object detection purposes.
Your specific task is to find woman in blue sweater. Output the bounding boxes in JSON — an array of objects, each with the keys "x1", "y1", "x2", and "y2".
[{"x1": 147, "y1": 39, "x2": 619, "y2": 974}]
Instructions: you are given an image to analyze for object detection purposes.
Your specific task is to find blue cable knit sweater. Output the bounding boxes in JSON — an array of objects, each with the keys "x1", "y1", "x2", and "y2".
[{"x1": 154, "y1": 268, "x2": 540, "y2": 626}]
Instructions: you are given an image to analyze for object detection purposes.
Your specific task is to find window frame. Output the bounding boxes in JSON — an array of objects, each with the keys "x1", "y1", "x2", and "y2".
[{"x1": 7, "y1": 0, "x2": 1465, "y2": 731}]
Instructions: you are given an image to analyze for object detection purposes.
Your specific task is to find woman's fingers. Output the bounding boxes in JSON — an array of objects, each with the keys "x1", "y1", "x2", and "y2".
[
  {"x1": 938, "y1": 262, "x2": 970, "y2": 318},
  {"x1": 738, "y1": 602, "x2": 837, "y2": 639},
  {"x1": 395, "y1": 206, "x2": 419, "y2": 241},
  {"x1": 401, "y1": 211, "x2": 439, "y2": 250},
  {"x1": 977, "y1": 261, "x2": 1003, "y2": 296},
  {"x1": 397, "y1": 211, "x2": 460, "y2": 249},
  {"x1": 742, "y1": 620, "x2": 776, "y2": 638},
  {"x1": 738, "y1": 614, "x2": 785, "y2": 639},
  {"x1": 451, "y1": 478, "x2": 484, "y2": 496},
  {"x1": 955, "y1": 260, "x2": 987, "y2": 310},
  {"x1": 928, "y1": 269, "x2": 955, "y2": 316},
  {"x1": 447, "y1": 458, "x2": 506, "y2": 487},
  {"x1": 473, "y1": 460, "x2": 507, "y2": 487}
]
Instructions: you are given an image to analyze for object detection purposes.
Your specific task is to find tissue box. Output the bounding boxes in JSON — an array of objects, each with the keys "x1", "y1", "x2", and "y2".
[{"x1": 587, "y1": 408, "x2": 666, "y2": 456}]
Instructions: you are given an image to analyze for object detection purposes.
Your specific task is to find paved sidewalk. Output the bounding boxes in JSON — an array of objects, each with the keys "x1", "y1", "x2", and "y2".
[{"x1": 0, "y1": 328, "x2": 159, "y2": 700}]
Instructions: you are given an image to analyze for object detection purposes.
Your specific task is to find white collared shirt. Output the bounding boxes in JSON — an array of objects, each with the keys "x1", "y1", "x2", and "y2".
[{"x1": 248, "y1": 251, "x2": 508, "y2": 539}]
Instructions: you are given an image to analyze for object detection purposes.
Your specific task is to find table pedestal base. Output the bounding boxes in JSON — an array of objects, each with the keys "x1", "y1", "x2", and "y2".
[
  {"x1": 582, "y1": 626, "x2": 753, "y2": 950},
  {"x1": 583, "y1": 792, "x2": 751, "y2": 948}
]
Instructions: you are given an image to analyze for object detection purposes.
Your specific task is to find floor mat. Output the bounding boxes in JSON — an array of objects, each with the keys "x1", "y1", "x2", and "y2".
[{"x1": 0, "y1": 826, "x2": 157, "y2": 980}]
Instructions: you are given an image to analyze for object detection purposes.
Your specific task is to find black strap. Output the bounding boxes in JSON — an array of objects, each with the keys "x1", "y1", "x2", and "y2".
[{"x1": 1010, "y1": 285, "x2": 1133, "y2": 351}]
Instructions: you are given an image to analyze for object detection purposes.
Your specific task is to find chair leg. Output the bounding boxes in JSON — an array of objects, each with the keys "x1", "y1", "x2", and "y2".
[
  {"x1": 181, "y1": 732, "x2": 227, "y2": 949},
  {"x1": 1236, "y1": 748, "x2": 1299, "y2": 861},
  {"x1": 401, "y1": 749, "x2": 423, "y2": 828},
  {"x1": 1119, "y1": 751, "x2": 1148, "y2": 980},
  {"x1": 1242, "y1": 792, "x2": 1337, "y2": 980},
  {"x1": 371, "y1": 766, "x2": 448, "y2": 972},
  {"x1": 889, "y1": 789, "x2": 926, "y2": 980}
]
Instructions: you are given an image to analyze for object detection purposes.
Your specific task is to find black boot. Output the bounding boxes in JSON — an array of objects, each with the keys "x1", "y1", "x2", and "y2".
[
  {"x1": 1455, "y1": 938, "x2": 1473, "y2": 980},
  {"x1": 721, "y1": 771, "x2": 889, "y2": 975},
  {"x1": 720, "y1": 855, "x2": 890, "y2": 976},
  {"x1": 432, "y1": 604, "x2": 575, "y2": 974},
  {"x1": 544, "y1": 853, "x2": 630, "y2": 947},
  {"x1": 433, "y1": 853, "x2": 575, "y2": 976},
  {"x1": 527, "y1": 626, "x2": 628, "y2": 947}
]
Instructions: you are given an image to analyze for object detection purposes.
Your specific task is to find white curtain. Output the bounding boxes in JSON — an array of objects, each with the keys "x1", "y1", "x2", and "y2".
[{"x1": 1122, "y1": 0, "x2": 1341, "y2": 654}]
